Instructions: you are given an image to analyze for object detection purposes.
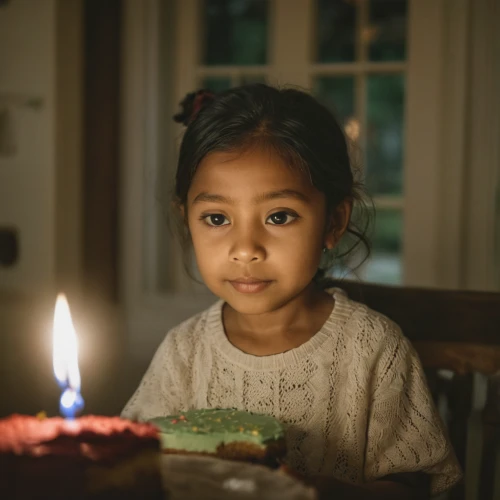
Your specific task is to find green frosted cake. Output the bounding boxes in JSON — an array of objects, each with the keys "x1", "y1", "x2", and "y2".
[{"x1": 149, "y1": 408, "x2": 286, "y2": 467}]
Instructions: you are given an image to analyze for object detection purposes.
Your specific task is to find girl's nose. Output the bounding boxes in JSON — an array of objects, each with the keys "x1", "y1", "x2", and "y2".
[{"x1": 229, "y1": 236, "x2": 266, "y2": 264}]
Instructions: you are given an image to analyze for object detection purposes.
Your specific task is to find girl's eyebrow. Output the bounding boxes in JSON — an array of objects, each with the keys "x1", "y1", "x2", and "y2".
[{"x1": 192, "y1": 189, "x2": 310, "y2": 206}]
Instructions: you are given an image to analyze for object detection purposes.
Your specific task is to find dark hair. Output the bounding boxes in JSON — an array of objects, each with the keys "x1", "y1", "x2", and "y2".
[{"x1": 169, "y1": 83, "x2": 372, "y2": 289}]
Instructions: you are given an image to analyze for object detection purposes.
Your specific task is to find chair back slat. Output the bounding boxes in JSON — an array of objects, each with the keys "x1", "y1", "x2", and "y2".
[
  {"x1": 479, "y1": 375, "x2": 500, "y2": 500},
  {"x1": 447, "y1": 373, "x2": 473, "y2": 500},
  {"x1": 413, "y1": 341, "x2": 500, "y2": 376},
  {"x1": 330, "y1": 281, "x2": 500, "y2": 344}
]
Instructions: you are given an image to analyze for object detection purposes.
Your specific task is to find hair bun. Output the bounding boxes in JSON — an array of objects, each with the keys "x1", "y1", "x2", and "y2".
[{"x1": 173, "y1": 89, "x2": 215, "y2": 126}]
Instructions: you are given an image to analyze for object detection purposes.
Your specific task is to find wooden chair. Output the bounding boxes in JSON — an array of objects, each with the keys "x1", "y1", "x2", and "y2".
[{"x1": 330, "y1": 280, "x2": 500, "y2": 500}]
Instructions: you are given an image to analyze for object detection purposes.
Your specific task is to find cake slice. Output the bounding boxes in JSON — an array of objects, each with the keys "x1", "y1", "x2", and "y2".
[{"x1": 150, "y1": 408, "x2": 286, "y2": 467}]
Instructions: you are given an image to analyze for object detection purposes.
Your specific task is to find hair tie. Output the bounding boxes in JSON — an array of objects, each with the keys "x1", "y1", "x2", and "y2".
[{"x1": 173, "y1": 89, "x2": 215, "y2": 126}]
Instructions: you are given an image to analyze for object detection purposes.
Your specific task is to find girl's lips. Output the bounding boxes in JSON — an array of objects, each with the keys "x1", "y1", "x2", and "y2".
[{"x1": 229, "y1": 280, "x2": 272, "y2": 294}]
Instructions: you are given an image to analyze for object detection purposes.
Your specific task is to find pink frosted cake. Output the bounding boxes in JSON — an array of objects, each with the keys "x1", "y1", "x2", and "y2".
[{"x1": 0, "y1": 414, "x2": 164, "y2": 499}]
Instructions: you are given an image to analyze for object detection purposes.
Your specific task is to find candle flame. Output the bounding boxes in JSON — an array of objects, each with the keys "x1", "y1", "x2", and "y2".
[{"x1": 53, "y1": 294, "x2": 81, "y2": 392}]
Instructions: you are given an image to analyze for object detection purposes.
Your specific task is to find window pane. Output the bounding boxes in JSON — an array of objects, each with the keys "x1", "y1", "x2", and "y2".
[
  {"x1": 204, "y1": 0, "x2": 269, "y2": 66},
  {"x1": 313, "y1": 76, "x2": 361, "y2": 165},
  {"x1": 202, "y1": 76, "x2": 232, "y2": 92},
  {"x1": 372, "y1": 209, "x2": 402, "y2": 254},
  {"x1": 366, "y1": 74, "x2": 405, "y2": 196},
  {"x1": 313, "y1": 76, "x2": 355, "y2": 126},
  {"x1": 364, "y1": 209, "x2": 403, "y2": 284},
  {"x1": 364, "y1": 253, "x2": 402, "y2": 284},
  {"x1": 368, "y1": 0, "x2": 407, "y2": 62},
  {"x1": 316, "y1": 0, "x2": 356, "y2": 63}
]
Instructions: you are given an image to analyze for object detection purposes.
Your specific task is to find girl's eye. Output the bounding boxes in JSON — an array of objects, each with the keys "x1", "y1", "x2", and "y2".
[
  {"x1": 202, "y1": 214, "x2": 229, "y2": 227},
  {"x1": 267, "y1": 211, "x2": 298, "y2": 225}
]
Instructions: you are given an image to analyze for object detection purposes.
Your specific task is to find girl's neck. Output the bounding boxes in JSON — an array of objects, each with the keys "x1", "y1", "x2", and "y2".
[{"x1": 222, "y1": 282, "x2": 334, "y2": 356}]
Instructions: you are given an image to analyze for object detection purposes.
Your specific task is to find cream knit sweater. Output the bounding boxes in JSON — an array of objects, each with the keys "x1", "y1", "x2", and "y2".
[{"x1": 122, "y1": 288, "x2": 462, "y2": 495}]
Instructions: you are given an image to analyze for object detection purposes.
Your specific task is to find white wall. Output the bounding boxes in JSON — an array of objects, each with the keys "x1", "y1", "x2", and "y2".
[
  {"x1": 0, "y1": 0, "x2": 57, "y2": 294},
  {"x1": 0, "y1": 0, "x2": 83, "y2": 416}
]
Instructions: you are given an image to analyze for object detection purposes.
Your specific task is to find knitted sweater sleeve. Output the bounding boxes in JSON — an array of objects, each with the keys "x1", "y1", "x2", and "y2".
[
  {"x1": 364, "y1": 321, "x2": 463, "y2": 496},
  {"x1": 121, "y1": 329, "x2": 187, "y2": 421}
]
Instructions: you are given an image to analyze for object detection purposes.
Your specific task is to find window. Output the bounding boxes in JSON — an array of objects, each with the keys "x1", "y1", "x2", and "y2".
[{"x1": 165, "y1": 0, "x2": 408, "y2": 287}]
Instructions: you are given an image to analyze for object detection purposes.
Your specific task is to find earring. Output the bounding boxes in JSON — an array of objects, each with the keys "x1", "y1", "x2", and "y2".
[{"x1": 323, "y1": 247, "x2": 328, "y2": 253}]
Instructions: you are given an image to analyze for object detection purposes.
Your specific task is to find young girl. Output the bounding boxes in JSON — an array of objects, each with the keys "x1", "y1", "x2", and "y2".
[{"x1": 122, "y1": 84, "x2": 462, "y2": 499}]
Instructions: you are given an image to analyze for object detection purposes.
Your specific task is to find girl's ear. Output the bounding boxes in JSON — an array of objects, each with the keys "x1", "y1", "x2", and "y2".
[{"x1": 324, "y1": 198, "x2": 353, "y2": 250}]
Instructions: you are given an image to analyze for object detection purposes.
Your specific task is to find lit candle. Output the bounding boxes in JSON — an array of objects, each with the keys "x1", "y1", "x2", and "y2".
[{"x1": 52, "y1": 294, "x2": 84, "y2": 419}]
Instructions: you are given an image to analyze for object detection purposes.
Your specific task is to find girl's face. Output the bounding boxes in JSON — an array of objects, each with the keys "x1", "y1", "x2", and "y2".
[{"x1": 186, "y1": 147, "x2": 336, "y2": 315}]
